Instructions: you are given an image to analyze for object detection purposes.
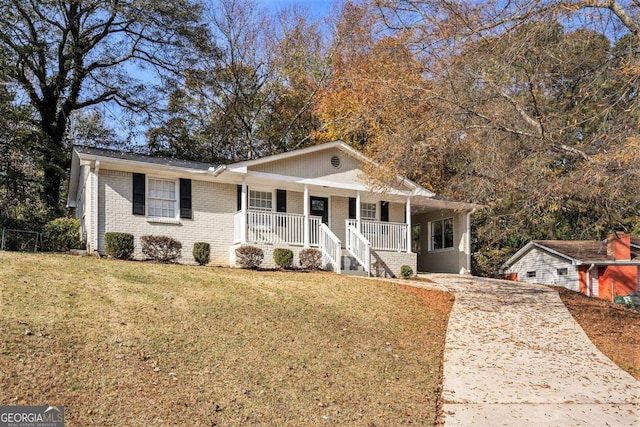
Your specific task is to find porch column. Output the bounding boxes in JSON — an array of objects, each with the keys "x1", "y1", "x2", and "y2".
[
  {"x1": 356, "y1": 191, "x2": 361, "y2": 232},
  {"x1": 93, "y1": 161, "x2": 100, "y2": 254},
  {"x1": 240, "y1": 179, "x2": 247, "y2": 244},
  {"x1": 303, "y1": 185, "x2": 310, "y2": 247},
  {"x1": 406, "y1": 197, "x2": 411, "y2": 252}
]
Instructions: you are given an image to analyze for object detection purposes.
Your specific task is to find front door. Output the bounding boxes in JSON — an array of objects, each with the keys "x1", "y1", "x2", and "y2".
[{"x1": 310, "y1": 196, "x2": 329, "y2": 224}]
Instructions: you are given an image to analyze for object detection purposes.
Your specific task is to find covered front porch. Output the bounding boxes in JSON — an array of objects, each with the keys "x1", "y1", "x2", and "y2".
[
  {"x1": 221, "y1": 142, "x2": 475, "y2": 276},
  {"x1": 231, "y1": 183, "x2": 414, "y2": 275}
]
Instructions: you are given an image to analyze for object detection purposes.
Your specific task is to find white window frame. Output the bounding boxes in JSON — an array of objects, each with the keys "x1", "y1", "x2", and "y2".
[
  {"x1": 527, "y1": 271, "x2": 537, "y2": 278},
  {"x1": 429, "y1": 217, "x2": 454, "y2": 251},
  {"x1": 249, "y1": 190, "x2": 273, "y2": 212},
  {"x1": 361, "y1": 202, "x2": 377, "y2": 220},
  {"x1": 146, "y1": 177, "x2": 179, "y2": 221}
]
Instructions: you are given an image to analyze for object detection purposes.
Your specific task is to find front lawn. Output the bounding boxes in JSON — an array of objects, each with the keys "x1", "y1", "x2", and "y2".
[{"x1": 0, "y1": 252, "x2": 452, "y2": 426}]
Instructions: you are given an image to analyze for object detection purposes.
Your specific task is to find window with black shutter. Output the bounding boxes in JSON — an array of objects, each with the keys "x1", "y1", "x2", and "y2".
[
  {"x1": 236, "y1": 184, "x2": 242, "y2": 211},
  {"x1": 381, "y1": 201, "x2": 389, "y2": 222},
  {"x1": 180, "y1": 178, "x2": 192, "y2": 219},
  {"x1": 348, "y1": 197, "x2": 356, "y2": 219},
  {"x1": 132, "y1": 173, "x2": 145, "y2": 215},
  {"x1": 276, "y1": 190, "x2": 287, "y2": 213}
]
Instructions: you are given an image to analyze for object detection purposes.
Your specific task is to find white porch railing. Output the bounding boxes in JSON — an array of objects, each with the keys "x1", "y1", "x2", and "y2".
[
  {"x1": 346, "y1": 225, "x2": 370, "y2": 275},
  {"x1": 319, "y1": 223, "x2": 341, "y2": 274},
  {"x1": 234, "y1": 210, "x2": 322, "y2": 246},
  {"x1": 346, "y1": 219, "x2": 409, "y2": 252},
  {"x1": 309, "y1": 217, "x2": 321, "y2": 247}
]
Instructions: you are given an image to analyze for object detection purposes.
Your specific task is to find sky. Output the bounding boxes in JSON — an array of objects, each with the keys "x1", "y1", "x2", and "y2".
[{"x1": 262, "y1": 0, "x2": 335, "y2": 19}]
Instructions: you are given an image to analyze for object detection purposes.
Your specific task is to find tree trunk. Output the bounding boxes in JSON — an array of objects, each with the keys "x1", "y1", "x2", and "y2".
[
  {"x1": 40, "y1": 117, "x2": 68, "y2": 212},
  {"x1": 43, "y1": 161, "x2": 63, "y2": 210}
]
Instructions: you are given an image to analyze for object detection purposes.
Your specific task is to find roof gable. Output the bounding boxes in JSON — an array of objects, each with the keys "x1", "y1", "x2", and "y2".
[
  {"x1": 248, "y1": 146, "x2": 415, "y2": 192},
  {"x1": 225, "y1": 141, "x2": 433, "y2": 196}
]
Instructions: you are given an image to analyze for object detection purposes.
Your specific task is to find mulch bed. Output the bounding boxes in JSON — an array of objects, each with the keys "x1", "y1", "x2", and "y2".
[{"x1": 551, "y1": 286, "x2": 640, "y2": 380}]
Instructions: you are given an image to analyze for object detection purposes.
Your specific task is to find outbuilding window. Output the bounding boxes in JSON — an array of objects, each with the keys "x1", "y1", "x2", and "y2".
[
  {"x1": 557, "y1": 268, "x2": 568, "y2": 276},
  {"x1": 527, "y1": 271, "x2": 537, "y2": 278}
]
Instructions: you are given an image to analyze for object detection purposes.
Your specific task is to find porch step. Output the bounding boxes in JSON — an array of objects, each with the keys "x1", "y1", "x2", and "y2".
[
  {"x1": 340, "y1": 252, "x2": 368, "y2": 276},
  {"x1": 341, "y1": 269, "x2": 369, "y2": 277}
]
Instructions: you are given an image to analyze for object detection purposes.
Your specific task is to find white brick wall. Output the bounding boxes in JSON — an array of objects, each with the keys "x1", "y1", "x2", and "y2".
[
  {"x1": 94, "y1": 168, "x2": 418, "y2": 276},
  {"x1": 98, "y1": 169, "x2": 237, "y2": 265},
  {"x1": 389, "y1": 202, "x2": 405, "y2": 223},
  {"x1": 287, "y1": 191, "x2": 304, "y2": 214},
  {"x1": 371, "y1": 250, "x2": 417, "y2": 278},
  {"x1": 229, "y1": 243, "x2": 415, "y2": 278}
]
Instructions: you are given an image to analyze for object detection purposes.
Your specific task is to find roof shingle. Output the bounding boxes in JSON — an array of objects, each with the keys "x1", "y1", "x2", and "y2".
[
  {"x1": 534, "y1": 239, "x2": 639, "y2": 262},
  {"x1": 74, "y1": 145, "x2": 215, "y2": 171}
]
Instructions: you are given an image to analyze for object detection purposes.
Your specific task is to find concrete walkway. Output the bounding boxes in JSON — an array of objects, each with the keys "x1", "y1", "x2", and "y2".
[{"x1": 409, "y1": 274, "x2": 640, "y2": 426}]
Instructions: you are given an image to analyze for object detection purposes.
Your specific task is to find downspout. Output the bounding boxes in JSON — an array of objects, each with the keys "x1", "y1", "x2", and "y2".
[
  {"x1": 586, "y1": 263, "x2": 595, "y2": 297},
  {"x1": 93, "y1": 161, "x2": 100, "y2": 255},
  {"x1": 464, "y1": 209, "x2": 476, "y2": 275},
  {"x1": 405, "y1": 197, "x2": 411, "y2": 253}
]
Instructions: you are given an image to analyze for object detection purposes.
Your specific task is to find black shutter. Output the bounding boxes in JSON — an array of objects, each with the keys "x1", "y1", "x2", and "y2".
[
  {"x1": 276, "y1": 190, "x2": 287, "y2": 213},
  {"x1": 180, "y1": 178, "x2": 192, "y2": 219},
  {"x1": 348, "y1": 197, "x2": 356, "y2": 219},
  {"x1": 381, "y1": 201, "x2": 389, "y2": 222},
  {"x1": 132, "y1": 173, "x2": 145, "y2": 215}
]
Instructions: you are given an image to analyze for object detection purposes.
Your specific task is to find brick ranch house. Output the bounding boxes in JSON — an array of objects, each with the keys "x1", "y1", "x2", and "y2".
[
  {"x1": 67, "y1": 141, "x2": 478, "y2": 276},
  {"x1": 501, "y1": 233, "x2": 640, "y2": 301}
]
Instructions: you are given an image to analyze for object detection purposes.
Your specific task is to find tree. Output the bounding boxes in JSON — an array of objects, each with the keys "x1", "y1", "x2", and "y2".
[
  {"x1": 148, "y1": 0, "x2": 328, "y2": 162},
  {"x1": 0, "y1": 0, "x2": 207, "y2": 211},
  {"x1": 364, "y1": 1, "x2": 640, "y2": 274},
  {"x1": 65, "y1": 109, "x2": 129, "y2": 150},
  {"x1": 0, "y1": 76, "x2": 47, "y2": 227},
  {"x1": 316, "y1": 1, "x2": 445, "y2": 189}
]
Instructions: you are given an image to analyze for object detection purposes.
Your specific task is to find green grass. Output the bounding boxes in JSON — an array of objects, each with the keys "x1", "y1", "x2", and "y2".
[{"x1": 0, "y1": 252, "x2": 452, "y2": 426}]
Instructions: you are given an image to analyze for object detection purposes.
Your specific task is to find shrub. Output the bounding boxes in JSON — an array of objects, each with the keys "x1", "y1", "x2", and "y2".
[
  {"x1": 43, "y1": 217, "x2": 82, "y2": 251},
  {"x1": 273, "y1": 248, "x2": 294, "y2": 269},
  {"x1": 400, "y1": 265, "x2": 414, "y2": 279},
  {"x1": 105, "y1": 232, "x2": 135, "y2": 260},
  {"x1": 141, "y1": 235, "x2": 182, "y2": 263},
  {"x1": 299, "y1": 248, "x2": 322, "y2": 270},
  {"x1": 235, "y1": 245, "x2": 264, "y2": 269},
  {"x1": 192, "y1": 242, "x2": 210, "y2": 266}
]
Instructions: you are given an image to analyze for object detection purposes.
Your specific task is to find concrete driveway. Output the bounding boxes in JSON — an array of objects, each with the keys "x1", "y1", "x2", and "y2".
[{"x1": 413, "y1": 274, "x2": 640, "y2": 426}]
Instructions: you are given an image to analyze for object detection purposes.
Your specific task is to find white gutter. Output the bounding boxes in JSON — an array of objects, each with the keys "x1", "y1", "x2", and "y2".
[
  {"x1": 576, "y1": 260, "x2": 640, "y2": 266},
  {"x1": 586, "y1": 264, "x2": 595, "y2": 297},
  {"x1": 77, "y1": 153, "x2": 212, "y2": 176},
  {"x1": 93, "y1": 160, "x2": 100, "y2": 254}
]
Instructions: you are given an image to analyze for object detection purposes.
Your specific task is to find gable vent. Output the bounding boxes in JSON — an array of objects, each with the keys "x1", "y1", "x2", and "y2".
[{"x1": 330, "y1": 155, "x2": 341, "y2": 168}]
